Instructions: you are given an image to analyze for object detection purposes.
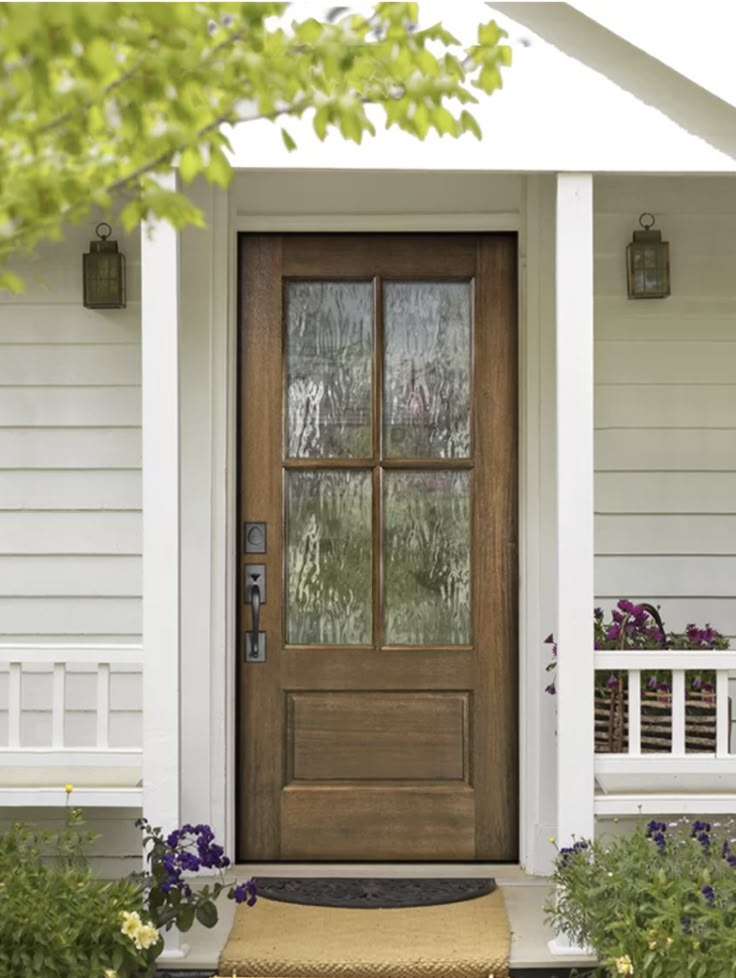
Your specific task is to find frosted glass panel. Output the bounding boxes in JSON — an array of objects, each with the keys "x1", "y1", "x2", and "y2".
[
  {"x1": 384, "y1": 282, "x2": 471, "y2": 458},
  {"x1": 286, "y1": 281, "x2": 373, "y2": 458},
  {"x1": 384, "y1": 471, "x2": 470, "y2": 645},
  {"x1": 286, "y1": 470, "x2": 372, "y2": 644}
]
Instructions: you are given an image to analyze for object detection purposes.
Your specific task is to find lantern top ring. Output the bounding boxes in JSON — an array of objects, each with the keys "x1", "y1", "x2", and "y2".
[
  {"x1": 95, "y1": 222, "x2": 113, "y2": 241},
  {"x1": 638, "y1": 212, "x2": 656, "y2": 230}
]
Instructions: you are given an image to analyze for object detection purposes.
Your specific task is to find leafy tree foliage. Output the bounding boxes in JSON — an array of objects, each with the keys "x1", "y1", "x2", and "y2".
[{"x1": 0, "y1": 2, "x2": 510, "y2": 291}]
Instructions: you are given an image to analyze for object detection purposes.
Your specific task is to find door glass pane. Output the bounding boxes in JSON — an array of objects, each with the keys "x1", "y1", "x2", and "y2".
[
  {"x1": 383, "y1": 471, "x2": 470, "y2": 645},
  {"x1": 383, "y1": 282, "x2": 471, "y2": 458},
  {"x1": 286, "y1": 470, "x2": 372, "y2": 644},
  {"x1": 286, "y1": 281, "x2": 373, "y2": 458}
]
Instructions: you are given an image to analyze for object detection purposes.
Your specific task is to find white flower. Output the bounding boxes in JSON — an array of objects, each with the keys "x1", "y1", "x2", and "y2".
[
  {"x1": 120, "y1": 910, "x2": 142, "y2": 940},
  {"x1": 102, "y1": 971, "x2": 118, "y2": 978},
  {"x1": 614, "y1": 954, "x2": 634, "y2": 975},
  {"x1": 134, "y1": 923, "x2": 160, "y2": 950}
]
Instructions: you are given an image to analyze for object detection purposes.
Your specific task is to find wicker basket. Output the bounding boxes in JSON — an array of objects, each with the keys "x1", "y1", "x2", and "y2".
[{"x1": 594, "y1": 603, "x2": 721, "y2": 754}]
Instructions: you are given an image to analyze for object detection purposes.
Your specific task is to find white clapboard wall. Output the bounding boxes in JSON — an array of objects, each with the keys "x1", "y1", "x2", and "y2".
[
  {"x1": 594, "y1": 176, "x2": 736, "y2": 670},
  {"x1": 0, "y1": 221, "x2": 142, "y2": 776}
]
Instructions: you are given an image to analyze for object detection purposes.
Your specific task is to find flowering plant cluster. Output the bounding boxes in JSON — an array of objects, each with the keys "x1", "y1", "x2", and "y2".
[
  {"x1": 0, "y1": 787, "x2": 256, "y2": 978},
  {"x1": 0, "y1": 806, "x2": 161, "y2": 978},
  {"x1": 547, "y1": 818, "x2": 736, "y2": 977},
  {"x1": 544, "y1": 599, "x2": 729, "y2": 696},
  {"x1": 134, "y1": 817, "x2": 256, "y2": 935}
]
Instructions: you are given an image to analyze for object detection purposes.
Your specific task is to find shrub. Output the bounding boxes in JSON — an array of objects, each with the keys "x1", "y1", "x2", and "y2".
[{"x1": 546, "y1": 818, "x2": 736, "y2": 978}]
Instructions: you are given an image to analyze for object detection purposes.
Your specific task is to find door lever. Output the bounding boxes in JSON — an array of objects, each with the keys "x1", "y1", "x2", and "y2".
[
  {"x1": 246, "y1": 580, "x2": 266, "y2": 661},
  {"x1": 249, "y1": 581, "x2": 261, "y2": 657}
]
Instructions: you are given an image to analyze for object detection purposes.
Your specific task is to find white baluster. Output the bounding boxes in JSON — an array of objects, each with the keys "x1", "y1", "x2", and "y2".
[
  {"x1": 672, "y1": 670, "x2": 686, "y2": 755},
  {"x1": 628, "y1": 669, "x2": 641, "y2": 756}
]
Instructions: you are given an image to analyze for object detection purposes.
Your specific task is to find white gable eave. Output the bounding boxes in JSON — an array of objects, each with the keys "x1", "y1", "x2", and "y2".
[{"x1": 224, "y1": 1, "x2": 736, "y2": 173}]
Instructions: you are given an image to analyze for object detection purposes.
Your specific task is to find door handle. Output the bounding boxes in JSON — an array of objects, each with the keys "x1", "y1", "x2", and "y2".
[
  {"x1": 249, "y1": 581, "x2": 261, "y2": 657},
  {"x1": 246, "y1": 580, "x2": 266, "y2": 661}
]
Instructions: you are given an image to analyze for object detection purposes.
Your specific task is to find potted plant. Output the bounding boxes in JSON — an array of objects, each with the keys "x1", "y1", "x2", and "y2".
[
  {"x1": 544, "y1": 600, "x2": 730, "y2": 753},
  {"x1": 546, "y1": 818, "x2": 736, "y2": 977}
]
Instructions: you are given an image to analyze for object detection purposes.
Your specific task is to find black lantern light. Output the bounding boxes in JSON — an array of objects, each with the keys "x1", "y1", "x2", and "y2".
[
  {"x1": 626, "y1": 212, "x2": 670, "y2": 299},
  {"x1": 83, "y1": 223, "x2": 126, "y2": 309}
]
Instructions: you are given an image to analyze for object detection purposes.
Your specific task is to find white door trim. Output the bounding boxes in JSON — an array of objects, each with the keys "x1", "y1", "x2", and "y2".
[{"x1": 193, "y1": 171, "x2": 546, "y2": 868}]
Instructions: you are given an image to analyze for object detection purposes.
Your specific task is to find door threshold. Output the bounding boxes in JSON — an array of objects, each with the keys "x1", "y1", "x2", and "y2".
[{"x1": 232, "y1": 863, "x2": 525, "y2": 881}]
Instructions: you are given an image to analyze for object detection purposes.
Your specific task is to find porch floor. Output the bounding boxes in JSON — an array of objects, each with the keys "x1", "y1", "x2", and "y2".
[{"x1": 160, "y1": 866, "x2": 597, "y2": 974}]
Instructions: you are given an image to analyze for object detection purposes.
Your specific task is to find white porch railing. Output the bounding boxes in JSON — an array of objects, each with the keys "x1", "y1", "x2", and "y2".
[
  {"x1": 0, "y1": 644, "x2": 143, "y2": 807},
  {"x1": 594, "y1": 650, "x2": 736, "y2": 815}
]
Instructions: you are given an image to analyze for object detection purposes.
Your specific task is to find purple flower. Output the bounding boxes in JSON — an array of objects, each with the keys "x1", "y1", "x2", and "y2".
[
  {"x1": 607, "y1": 624, "x2": 621, "y2": 641},
  {"x1": 232, "y1": 880, "x2": 257, "y2": 906},
  {"x1": 607, "y1": 674, "x2": 619, "y2": 689},
  {"x1": 179, "y1": 851, "x2": 201, "y2": 872},
  {"x1": 618, "y1": 599, "x2": 634, "y2": 614},
  {"x1": 702, "y1": 884, "x2": 715, "y2": 905},
  {"x1": 545, "y1": 683, "x2": 556, "y2": 695},
  {"x1": 544, "y1": 633, "x2": 555, "y2": 644}
]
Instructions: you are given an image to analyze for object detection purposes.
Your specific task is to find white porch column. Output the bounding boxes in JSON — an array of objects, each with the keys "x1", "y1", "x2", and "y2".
[
  {"x1": 554, "y1": 173, "x2": 595, "y2": 849},
  {"x1": 141, "y1": 174, "x2": 188, "y2": 960},
  {"x1": 141, "y1": 172, "x2": 181, "y2": 837}
]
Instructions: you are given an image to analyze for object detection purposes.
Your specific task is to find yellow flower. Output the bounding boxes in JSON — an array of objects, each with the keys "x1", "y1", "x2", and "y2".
[
  {"x1": 134, "y1": 923, "x2": 160, "y2": 950},
  {"x1": 103, "y1": 971, "x2": 118, "y2": 978},
  {"x1": 614, "y1": 954, "x2": 634, "y2": 975},
  {"x1": 64, "y1": 783, "x2": 73, "y2": 794},
  {"x1": 548, "y1": 835, "x2": 556, "y2": 844},
  {"x1": 120, "y1": 910, "x2": 142, "y2": 940}
]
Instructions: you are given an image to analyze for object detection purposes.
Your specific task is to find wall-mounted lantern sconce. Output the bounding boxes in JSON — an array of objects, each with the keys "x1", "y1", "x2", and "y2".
[
  {"x1": 83, "y1": 223, "x2": 126, "y2": 309},
  {"x1": 626, "y1": 212, "x2": 670, "y2": 299}
]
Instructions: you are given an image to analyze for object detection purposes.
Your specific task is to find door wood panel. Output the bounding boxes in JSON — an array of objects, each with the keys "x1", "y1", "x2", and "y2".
[{"x1": 238, "y1": 234, "x2": 518, "y2": 862}]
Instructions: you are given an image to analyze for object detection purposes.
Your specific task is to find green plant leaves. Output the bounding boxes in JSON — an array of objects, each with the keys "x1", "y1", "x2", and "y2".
[{"x1": 0, "y1": 2, "x2": 511, "y2": 290}]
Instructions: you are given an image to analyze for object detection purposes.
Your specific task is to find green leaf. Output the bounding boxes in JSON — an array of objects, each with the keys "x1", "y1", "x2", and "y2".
[
  {"x1": 177, "y1": 903, "x2": 196, "y2": 932},
  {"x1": 179, "y1": 147, "x2": 202, "y2": 184},
  {"x1": 460, "y1": 110, "x2": 482, "y2": 140},
  {"x1": 430, "y1": 105, "x2": 458, "y2": 137},
  {"x1": 281, "y1": 127, "x2": 297, "y2": 152},
  {"x1": 195, "y1": 900, "x2": 219, "y2": 928},
  {"x1": 206, "y1": 147, "x2": 232, "y2": 188},
  {"x1": 0, "y1": 270, "x2": 25, "y2": 293},
  {"x1": 478, "y1": 21, "x2": 503, "y2": 47},
  {"x1": 313, "y1": 105, "x2": 330, "y2": 141}
]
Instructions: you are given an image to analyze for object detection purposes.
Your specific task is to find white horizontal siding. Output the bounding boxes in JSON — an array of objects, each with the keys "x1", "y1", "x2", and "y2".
[
  {"x1": 0, "y1": 387, "x2": 140, "y2": 426},
  {"x1": 596, "y1": 515, "x2": 734, "y2": 555},
  {"x1": 0, "y1": 304, "x2": 141, "y2": 343},
  {"x1": 0, "y1": 429, "x2": 141, "y2": 467},
  {"x1": 0, "y1": 512, "x2": 141, "y2": 554},
  {"x1": 595, "y1": 429, "x2": 736, "y2": 470},
  {"x1": 594, "y1": 175, "x2": 736, "y2": 647},
  {"x1": 597, "y1": 386, "x2": 736, "y2": 428},
  {"x1": 0, "y1": 221, "x2": 141, "y2": 645},
  {"x1": 595, "y1": 472, "x2": 736, "y2": 514},
  {"x1": 0, "y1": 556, "x2": 141, "y2": 596},
  {"x1": 0, "y1": 344, "x2": 140, "y2": 386},
  {"x1": 596, "y1": 557, "x2": 736, "y2": 597},
  {"x1": 0, "y1": 598, "x2": 141, "y2": 635},
  {"x1": 0, "y1": 469, "x2": 141, "y2": 509}
]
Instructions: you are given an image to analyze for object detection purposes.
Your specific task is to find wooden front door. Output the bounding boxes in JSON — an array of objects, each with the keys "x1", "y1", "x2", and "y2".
[{"x1": 237, "y1": 234, "x2": 518, "y2": 862}]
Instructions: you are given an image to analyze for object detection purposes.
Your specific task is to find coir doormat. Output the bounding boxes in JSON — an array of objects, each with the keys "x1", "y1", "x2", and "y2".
[{"x1": 218, "y1": 878, "x2": 510, "y2": 978}]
